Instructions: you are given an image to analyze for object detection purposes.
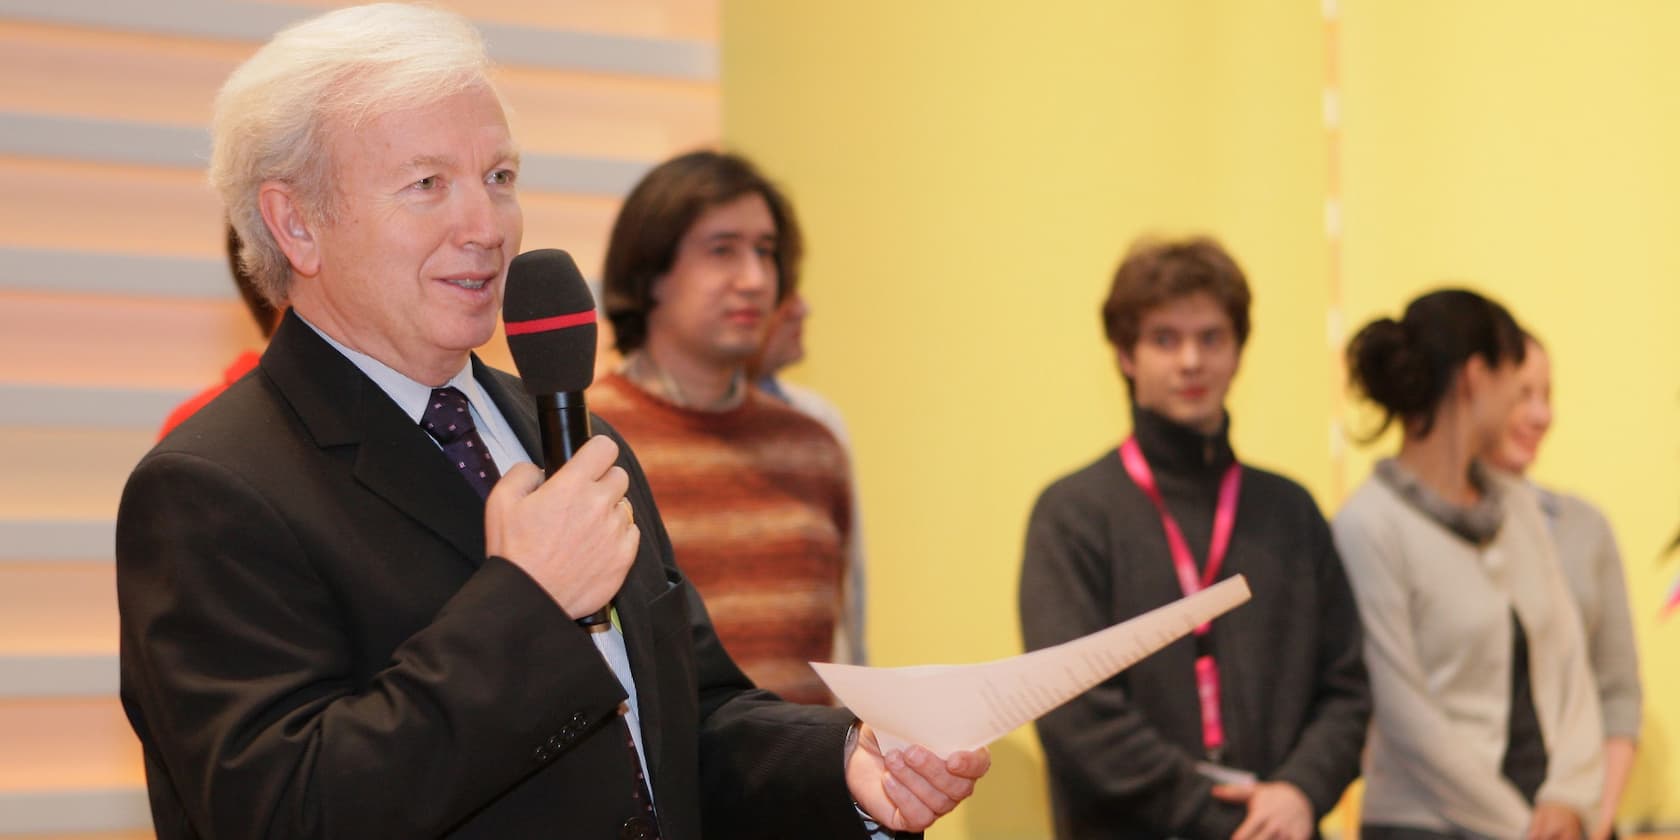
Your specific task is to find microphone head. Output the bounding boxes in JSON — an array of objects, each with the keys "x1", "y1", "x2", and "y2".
[{"x1": 503, "y1": 249, "x2": 598, "y2": 394}]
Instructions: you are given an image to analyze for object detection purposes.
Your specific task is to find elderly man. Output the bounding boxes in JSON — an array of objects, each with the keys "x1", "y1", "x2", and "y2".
[{"x1": 115, "y1": 5, "x2": 986, "y2": 838}]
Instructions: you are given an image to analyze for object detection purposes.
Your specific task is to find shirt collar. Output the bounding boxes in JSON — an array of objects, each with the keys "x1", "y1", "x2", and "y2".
[
  {"x1": 1130, "y1": 405, "x2": 1236, "y2": 475},
  {"x1": 297, "y1": 315, "x2": 491, "y2": 424}
]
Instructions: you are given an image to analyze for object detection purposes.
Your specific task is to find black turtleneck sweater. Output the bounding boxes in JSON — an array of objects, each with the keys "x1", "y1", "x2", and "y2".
[{"x1": 1019, "y1": 408, "x2": 1371, "y2": 840}]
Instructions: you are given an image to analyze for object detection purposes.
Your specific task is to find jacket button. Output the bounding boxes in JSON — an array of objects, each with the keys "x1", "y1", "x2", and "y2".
[
  {"x1": 619, "y1": 816, "x2": 655, "y2": 840},
  {"x1": 533, "y1": 745, "x2": 550, "y2": 763}
]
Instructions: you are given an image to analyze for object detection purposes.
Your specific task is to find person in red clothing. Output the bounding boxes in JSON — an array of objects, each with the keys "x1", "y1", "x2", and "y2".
[{"x1": 157, "y1": 224, "x2": 284, "y2": 438}]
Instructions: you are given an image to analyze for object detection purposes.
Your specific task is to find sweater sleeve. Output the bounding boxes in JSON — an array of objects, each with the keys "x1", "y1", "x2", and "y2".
[
  {"x1": 1331, "y1": 498, "x2": 1534, "y2": 836},
  {"x1": 837, "y1": 448, "x2": 869, "y2": 667},
  {"x1": 1526, "y1": 498, "x2": 1608, "y2": 826},
  {"x1": 1577, "y1": 500, "x2": 1642, "y2": 740},
  {"x1": 1019, "y1": 478, "x2": 1244, "y2": 840},
  {"x1": 1267, "y1": 505, "x2": 1372, "y2": 816}
]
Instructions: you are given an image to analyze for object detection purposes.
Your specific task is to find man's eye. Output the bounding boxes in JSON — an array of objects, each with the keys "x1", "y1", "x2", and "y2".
[
  {"x1": 487, "y1": 169, "x2": 516, "y2": 186},
  {"x1": 414, "y1": 176, "x2": 439, "y2": 190}
]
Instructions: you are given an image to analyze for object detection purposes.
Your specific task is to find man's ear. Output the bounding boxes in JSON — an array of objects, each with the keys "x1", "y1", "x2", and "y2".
[
  {"x1": 1460, "y1": 354, "x2": 1489, "y2": 399},
  {"x1": 1117, "y1": 346, "x2": 1138, "y2": 380},
  {"x1": 258, "y1": 182, "x2": 321, "y2": 279},
  {"x1": 646, "y1": 271, "x2": 670, "y2": 307}
]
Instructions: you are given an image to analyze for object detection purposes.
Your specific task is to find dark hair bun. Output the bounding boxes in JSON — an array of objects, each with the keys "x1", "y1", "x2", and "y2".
[
  {"x1": 1344, "y1": 287, "x2": 1526, "y2": 440},
  {"x1": 1348, "y1": 317, "x2": 1438, "y2": 421}
]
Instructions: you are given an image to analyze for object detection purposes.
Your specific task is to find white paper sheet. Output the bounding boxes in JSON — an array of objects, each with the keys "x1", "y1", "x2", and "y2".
[{"x1": 812, "y1": 574, "x2": 1251, "y2": 757}]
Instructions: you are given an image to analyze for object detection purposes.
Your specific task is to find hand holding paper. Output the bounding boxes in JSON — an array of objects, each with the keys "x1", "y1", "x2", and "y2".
[
  {"x1": 814, "y1": 575, "x2": 1252, "y2": 757},
  {"x1": 845, "y1": 725, "x2": 989, "y2": 833}
]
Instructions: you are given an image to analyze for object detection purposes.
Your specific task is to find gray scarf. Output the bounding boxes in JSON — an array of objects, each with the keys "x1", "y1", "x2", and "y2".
[{"x1": 1374, "y1": 457, "x2": 1505, "y2": 545}]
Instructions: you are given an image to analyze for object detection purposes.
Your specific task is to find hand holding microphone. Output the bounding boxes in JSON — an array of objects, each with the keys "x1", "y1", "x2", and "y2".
[{"x1": 485, "y1": 249, "x2": 635, "y2": 627}]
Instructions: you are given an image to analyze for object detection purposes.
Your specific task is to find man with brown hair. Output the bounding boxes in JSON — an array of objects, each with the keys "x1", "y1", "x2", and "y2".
[
  {"x1": 594, "y1": 150, "x2": 857, "y2": 706},
  {"x1": 1019, "y1": 237, "x2": 1370, "y2": 839}
]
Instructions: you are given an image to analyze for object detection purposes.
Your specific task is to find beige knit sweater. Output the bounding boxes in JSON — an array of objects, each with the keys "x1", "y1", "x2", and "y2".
[{"x1": 1333, "y1": 464, "x2": 1602, "y2": 836}]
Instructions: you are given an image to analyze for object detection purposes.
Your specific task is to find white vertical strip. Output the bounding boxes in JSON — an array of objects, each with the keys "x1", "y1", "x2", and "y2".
[
  {"x1": 0, "y1": 384, "x2": 194, "y2": 429},
  {"x1": 0, "y1": 519, "x2": 116, "y2": 561},
  {"x1": 0, "y1": 789, "x2": 152, "y2": 833},
  {"x1": 0, "y1": 0, "x2": 717, "y2": 80},
  {"x1": 0, "y1": 654, "x2": 120, "y2": 698},
  {"x1": 0, "y1": 247, "x2": 230, "y2": 299}
]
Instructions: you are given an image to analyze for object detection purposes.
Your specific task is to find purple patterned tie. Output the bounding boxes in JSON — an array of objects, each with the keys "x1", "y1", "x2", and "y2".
[
  {"x1": 420, "y1": 387, "x2": 501, "y2": 499},
  {"x1": 620, "y1": 719, "x2": 660, "y2": 838}
]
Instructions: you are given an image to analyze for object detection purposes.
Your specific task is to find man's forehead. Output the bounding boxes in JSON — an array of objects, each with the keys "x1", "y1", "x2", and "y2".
[
  {"x1": 330, "y1": 87, "x2": 515, "y2": 157},
  {"x1": 393, "y1": 145, "x2": 520, "y2": 172},
  {"x1": 1140, "y1": 294, "x2": 1234, "y2": 329},
  {"x1": 694, "y1": 226, "x2": 776, "y2": 241},
  {"x1": 688, "y1": 199, "x2": 777, "y2": 241}
]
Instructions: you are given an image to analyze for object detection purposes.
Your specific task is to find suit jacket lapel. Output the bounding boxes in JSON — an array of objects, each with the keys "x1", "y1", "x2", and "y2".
[
  {"x1": 262, "y1": 312, "x2": 487, "y2": 564},
  {"x1": 472, "y1": 363, "x2": 672, "y2": 776},
  {"x1": 353, "y1": 413, "x2": 486, "y2": 564},
  {"x1": 615, "y1": 538, "x2": 667, "y2": 779}
]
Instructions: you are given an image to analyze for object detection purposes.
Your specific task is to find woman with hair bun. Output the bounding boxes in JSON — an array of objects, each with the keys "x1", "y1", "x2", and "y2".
[{"x1": 1333, "y1": 289, "x2": 1603, "y2": 840}]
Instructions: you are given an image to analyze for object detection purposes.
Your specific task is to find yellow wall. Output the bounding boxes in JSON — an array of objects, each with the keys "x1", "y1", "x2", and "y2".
[{"x1": 723, "y1": 2, "x2": 1679, "y2": 836}]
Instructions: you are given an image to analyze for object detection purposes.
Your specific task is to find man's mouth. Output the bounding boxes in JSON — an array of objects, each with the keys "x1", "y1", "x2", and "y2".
[{"x1": 441, "y1": 275, "x2": 492, "y2": 291}]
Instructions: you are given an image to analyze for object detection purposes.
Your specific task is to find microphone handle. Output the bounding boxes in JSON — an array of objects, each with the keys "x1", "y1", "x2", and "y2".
[{"x1": 536, "y1": 392, "x2": 612, "y2": 631}]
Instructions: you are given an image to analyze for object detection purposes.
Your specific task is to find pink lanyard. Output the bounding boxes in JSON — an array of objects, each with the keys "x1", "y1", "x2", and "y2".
[{"x1": 1118, "y1": 436, "x2": 1242, "y2": 759}]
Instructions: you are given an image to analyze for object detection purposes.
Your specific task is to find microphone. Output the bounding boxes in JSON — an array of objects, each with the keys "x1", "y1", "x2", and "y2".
[{"x1": 503, "y1": 248, "x2": 612, "y2": 631}]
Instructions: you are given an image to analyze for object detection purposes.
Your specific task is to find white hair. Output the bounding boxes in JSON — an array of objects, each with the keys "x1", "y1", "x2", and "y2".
[{"x1": 209, "y1": 3, "x2": 497, "y2": 305}]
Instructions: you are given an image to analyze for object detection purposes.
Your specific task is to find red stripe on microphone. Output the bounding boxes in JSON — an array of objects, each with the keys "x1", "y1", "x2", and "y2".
[{"x1": 505, "y1": 309, "x2": 597, "y2": 336}]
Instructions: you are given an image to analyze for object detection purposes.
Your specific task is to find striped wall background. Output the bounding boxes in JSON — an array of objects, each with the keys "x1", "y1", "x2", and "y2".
[{"x1": 0, "y1": 1, "x2": 718, "y2": 835}]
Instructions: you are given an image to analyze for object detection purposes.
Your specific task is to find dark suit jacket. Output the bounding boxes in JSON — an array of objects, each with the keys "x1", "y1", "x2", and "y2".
[{"x1": 118, "y1": 313, "x2": 869, "y2": 839}]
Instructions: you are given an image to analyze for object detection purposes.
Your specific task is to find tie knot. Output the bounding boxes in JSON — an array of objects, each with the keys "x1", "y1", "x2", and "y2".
[{"x1": 422, "y1": 387, "x2": 476, "y2": 446}]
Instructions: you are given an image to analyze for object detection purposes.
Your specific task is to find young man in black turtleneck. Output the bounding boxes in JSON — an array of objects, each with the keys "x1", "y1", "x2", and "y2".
[{"x1": 1019, "y1": 237, "x2": 1371, "y2": 840}]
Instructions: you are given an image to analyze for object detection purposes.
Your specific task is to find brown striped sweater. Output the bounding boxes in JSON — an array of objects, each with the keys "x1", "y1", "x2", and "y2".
[{"x1": 590, "y1": 373, "x2": 852, "y2": 705}]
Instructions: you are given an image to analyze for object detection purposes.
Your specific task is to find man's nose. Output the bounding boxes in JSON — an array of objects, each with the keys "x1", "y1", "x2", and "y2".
[
  {"x1": 1178, "y1": 341, "x2": 1203, "y2": 369},
  {"x1": 737, "y1": 253, "x2": 775, "y2": 295},
  {"x1": 455, "y1": 182, "x2": 507, "y2": 250}
]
